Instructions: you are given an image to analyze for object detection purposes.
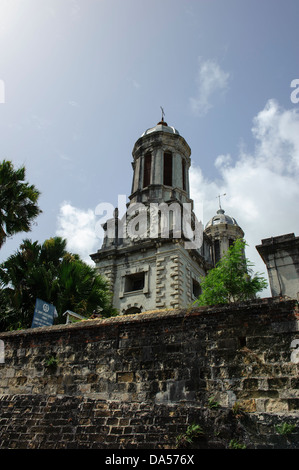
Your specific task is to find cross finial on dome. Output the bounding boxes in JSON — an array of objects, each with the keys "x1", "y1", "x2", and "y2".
[
  {"x1": 158, "y1": 106, "x2": 167, "y2": 126},
  {"x1": 216, "y1": 193, "x2": 226, "y2": 213}
]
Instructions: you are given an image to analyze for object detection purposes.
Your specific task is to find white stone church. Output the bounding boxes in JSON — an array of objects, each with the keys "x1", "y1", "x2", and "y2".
[{"x1": 90, "y1": 116, "x2": 244, "y2": 314}]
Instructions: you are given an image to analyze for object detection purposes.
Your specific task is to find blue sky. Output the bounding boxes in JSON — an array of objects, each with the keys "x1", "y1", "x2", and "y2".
[{"x1": 0, "y1": 0, "x2": 299, "y2": 296}]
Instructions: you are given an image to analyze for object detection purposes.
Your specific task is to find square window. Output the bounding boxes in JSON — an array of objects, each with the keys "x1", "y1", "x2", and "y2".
[{"x1": 124, "y1": 272, "x2": 145, "y2": 292}]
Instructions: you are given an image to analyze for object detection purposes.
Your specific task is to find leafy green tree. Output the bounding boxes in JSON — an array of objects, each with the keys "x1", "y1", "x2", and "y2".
[
  {"x1": 0, "y1": 237, "x2": 116, "y2": 331},
  {"x1": 0, "y1": 160, "x2": 41, "y2": 249},
  {"x1": 195, "y1": 238, "x2": 268, "y2": 306}
]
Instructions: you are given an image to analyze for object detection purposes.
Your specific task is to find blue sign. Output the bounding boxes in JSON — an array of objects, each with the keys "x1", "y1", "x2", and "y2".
[{"x1": 31, "y1": 299, "x2": 57, "y2": 328}]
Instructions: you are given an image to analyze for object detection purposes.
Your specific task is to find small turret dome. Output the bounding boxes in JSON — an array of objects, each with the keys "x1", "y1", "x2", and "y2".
[{"x1": 205, "y1": 208, "x2": 240, "y2": 229}]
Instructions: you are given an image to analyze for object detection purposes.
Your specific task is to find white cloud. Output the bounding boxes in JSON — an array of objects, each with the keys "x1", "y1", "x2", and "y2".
[
  {"x1": 56, "y1": 202, "x2": 99, "y2": 264},
  {"x1": 252, "y1": 99, "x2": 299, "y2": 174},
  {"x1": 215, "y1": 154, "x2": 232, "y2": 170},
  {"x1": 190, "y1": 58, "x2": 230, "y2": 116},
  {"x1": 190, "y1": 99, "x2": 299, "y2": 296}
]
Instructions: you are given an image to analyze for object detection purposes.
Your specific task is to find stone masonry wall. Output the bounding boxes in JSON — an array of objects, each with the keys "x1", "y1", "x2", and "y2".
[{"x1": 0, "y1": 297, "x2": 298, "y2": 449}]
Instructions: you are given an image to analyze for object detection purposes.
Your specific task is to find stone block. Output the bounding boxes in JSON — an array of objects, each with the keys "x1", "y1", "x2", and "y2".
[
  {"x1": 265, "y1": 399, "x2": 289, "y2": 413},
  {"x1": 267, "y1": 378, "x2": 290, "y2": 390},
  {"x1": 116, "y1": 372, "x2": 134, "y2": 383},
  {"x1": 287, "y1": 398, "x2": 299, "y2": 410}
]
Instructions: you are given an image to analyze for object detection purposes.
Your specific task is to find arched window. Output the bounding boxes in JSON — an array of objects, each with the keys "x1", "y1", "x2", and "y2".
[
  {"x1": 163, "y1": 152, "x2": 172, "y2": 186},
  {"x1": 192, "y1": 279, "x2": 201, "y2": 298},
  {"x1": 229, "y1": 238, "x2": 235, "y2": 248},
  {"x1": 124, "y1": 307, "x2": 142, "y2": 315},
  {"x1": 182, "y1": 159, "x2": 186, "y2": 191},
  {"x1": 143, "y1": 152, "x2": 151, "y2": 188},
  {"x1": 214, "y1": 239, "x2": 220, "y2": 264}
]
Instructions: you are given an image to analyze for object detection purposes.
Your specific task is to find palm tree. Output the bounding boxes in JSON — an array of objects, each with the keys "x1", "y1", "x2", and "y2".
[
  {"x1": 0, "y1": 160, "x2": 41, "y2": 249},
  {"x1": 0, "y1": 239, "x2": 49, "y2": 329},
  {"x1": 55, "y1": 257, "x2": 113, "y2": 321},
  {"x1": 0, "y1": 237, "x2": 115, "y2": 331}
]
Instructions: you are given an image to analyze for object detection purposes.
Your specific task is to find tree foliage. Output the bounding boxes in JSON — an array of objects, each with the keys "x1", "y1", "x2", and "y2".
[
  {"x1": 0, "y1": 160, "x2": 41, "y2": 249},
  {"x1": 195, "y1": 238, "x2": 268, "y2": 306},
  {"x1": 0, "y1": 237, "x2": 116, "y2": 331}
]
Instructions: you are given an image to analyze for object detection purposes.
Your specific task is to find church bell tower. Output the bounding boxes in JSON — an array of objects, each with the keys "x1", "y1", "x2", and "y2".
[
  {"x1": 129, "y1": 115, "x2": 192, "y2": 207},
  {"x1": 204, "y1": 197, "x2": 244, "y2": 266},
  {"x1": 90, "y1": 115, "x2": 213, "y2": 314}
]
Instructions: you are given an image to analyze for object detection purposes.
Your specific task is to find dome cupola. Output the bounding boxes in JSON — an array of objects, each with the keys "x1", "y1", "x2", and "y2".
[
  {"x1": 205, "y1": 208, "x2": 240, "y2": 229},
  {"x1": 204, "y1": 201, "x2": 244, "y2": 266},
  {"x1": 141, "y1": 116, "x2": 180, "y2": 137}
]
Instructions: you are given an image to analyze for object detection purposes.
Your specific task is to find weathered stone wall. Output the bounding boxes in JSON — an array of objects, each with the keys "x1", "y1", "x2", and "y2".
[
  {"x1": 1, "y1": 394, "x2": 298, "y2": 449},
  {"x1": 0, "y1": 297, "x2": 298, "y2": 449}
]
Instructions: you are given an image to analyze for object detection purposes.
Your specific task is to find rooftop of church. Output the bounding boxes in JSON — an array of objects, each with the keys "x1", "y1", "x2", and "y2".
[
  {"x1": 205, "y1": 208, "x2": 241, "y2": 229},
  {"x1": 141, "y1": 117, "x2": 180, "y2": 137}
]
